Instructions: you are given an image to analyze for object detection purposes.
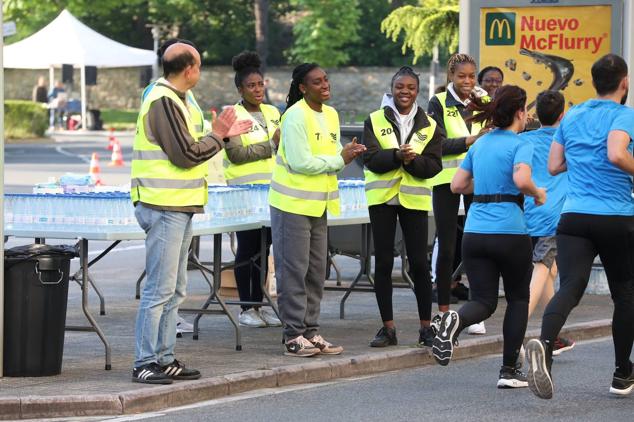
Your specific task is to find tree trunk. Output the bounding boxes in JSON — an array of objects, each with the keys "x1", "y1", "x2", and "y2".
[{"x1": 254, "y1": 0, "x2": 269, "y2": 72}]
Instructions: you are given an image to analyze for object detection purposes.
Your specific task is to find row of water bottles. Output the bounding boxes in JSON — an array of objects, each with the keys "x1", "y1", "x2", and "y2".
[
  {"x1": 4, "y1": 192, "x2": 137, "y2": 232},
  {"x1": 338, "y1": 179, "x2": 367, "y2": 215},
  {"x1": 194, "y1": 186, "x2": 257, "y2": 223}
]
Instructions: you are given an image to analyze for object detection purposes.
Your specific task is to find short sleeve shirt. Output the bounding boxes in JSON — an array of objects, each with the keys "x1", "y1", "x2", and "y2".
[
  {"x1": 521, "y1": 127, "x2": 567, "y2": 236},
  {"x1": 554, "y1": 99, "x2": 634, "y2": 216},
  {"x1": 461, "y1": 129, "x2": 533, "y2": 234}
]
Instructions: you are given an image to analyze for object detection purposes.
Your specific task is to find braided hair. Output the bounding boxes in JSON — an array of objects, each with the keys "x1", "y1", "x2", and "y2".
[
  {"x1": 446, "y1": 53, "x2": 477, "y2": 78},
  {"x1": 285, "y1": 63, "x2": 320, "y2": 111},
  {"x1": 390, "y1": 66, "x2": 420, "y2": 90},
  {"x1": 231, "y1": 51, "x2": 263, "y2": 88}
]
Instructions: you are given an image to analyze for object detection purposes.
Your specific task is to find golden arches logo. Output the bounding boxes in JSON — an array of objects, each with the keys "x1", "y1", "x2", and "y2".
[
  {"x1": 485, "y1": 12, "x2": 516, "y2": 45},
  {"x1": 490, "y1": 19, "x2": 512, "y2": 40}
]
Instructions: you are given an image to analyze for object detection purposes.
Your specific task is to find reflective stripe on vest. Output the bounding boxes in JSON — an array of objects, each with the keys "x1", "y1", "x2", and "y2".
[
  {"x1": 130, "y1": 80, "x2": 208, "y2": 207},
  {"x1": 223, "y1": 103, "x2": 280, "y2": 185},
  {"x1": 428, "y1": 91, "x2": 487, "y2": 187},
  {"x1": 268, "y1": 99, "x2": 341, "y2": 217},
  {"x1": 364, "y1": 109, "x2": 435, "y2": 211}
]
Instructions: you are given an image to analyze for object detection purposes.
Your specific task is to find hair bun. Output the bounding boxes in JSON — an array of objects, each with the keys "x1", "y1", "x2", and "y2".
[{"x1": 232, "y1": 51, "x2": 261, "y2": 72}]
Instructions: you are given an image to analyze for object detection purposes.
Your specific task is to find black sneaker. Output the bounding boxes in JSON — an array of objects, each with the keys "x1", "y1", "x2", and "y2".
[
  {"x1": 370, "y1": 326, "x2": 397, "y2": 347},
  {"x1": 161, "y1": 359, "x2": 201, "y2": 380},
  {"x1": 609, "y1": 370, "x2": 634, "y2": 396},
  {"x1": 526, "y1": 339, "x2": 554, "y2": 399},
  {"x1": 432, "y1": 310, "x2": 460, "y2": 366},
  {"x1": 497, "y1": 365, "x2": 528, "y2": 388},
  {"x1": 132, "y1": 362, "x2": 173, "y2": 385},
  {"x1": 418, "y1": 326, "x2": 435, "y2": 347}
]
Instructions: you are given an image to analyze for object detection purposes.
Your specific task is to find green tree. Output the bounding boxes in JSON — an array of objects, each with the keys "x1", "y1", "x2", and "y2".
[
  {"x1": 345, "y1": 0, "x2": 418, "y2": 66},
  {"x1": 286, "y1": 0, "x2": 360, "y2": 67},
  {"x1": 381, "y1": 0, "x2": 459, "y2": 64},
  {"x1": 3, "y1": 0, "x2": 152, "y2": 48}
]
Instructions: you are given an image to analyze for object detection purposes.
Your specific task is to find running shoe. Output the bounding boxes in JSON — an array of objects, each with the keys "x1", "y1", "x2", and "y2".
[
  {"x1": 432, "y1": 310, "x2": 460, "y2": 366},
  {"x1": 176, "y1": 315, "x2": 194, "y2": 334},
  {"x1": 369, "y1": 326, "x2": 397, "y2": 347},
  {"x1": 552, "y1": 336, "x2": 575, "y2": 356},
  {"x1": 284, "y1": 335, "x2": 321, "y2": 357},
  {"x1": 467, "y1": 321, "x2": 486, "y2": 335},
  {"x1": 238, "y1": 308, "x2": 267, "y2": 327},
  {"x1": 259, "y1": 308, "x2": 282, "y2": 327},
  {"x1": 609, "y1": 369, "x2": 634, "y2": 396},
  {"x1": 497, "y1": 365, "x2": 528, "y2": 388},
  {"x1": 307, "y1": 334, "x2": 343, "y2": 355},
  {"x1": 526, "y1": 339, "x2": 554, "y2": 399},
  {"x1": 132, "y1": 362, "x2": 173, "y2": 385},
  {"x1": 418, "y1": 326, "x2": 435, "y2": 347},
  {"x1": 161, "y1": 359, "x2": 201, "y2": 380}
]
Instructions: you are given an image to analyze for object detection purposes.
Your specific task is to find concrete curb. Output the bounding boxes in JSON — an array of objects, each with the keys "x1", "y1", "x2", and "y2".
[{"x1": 1, "y1": 319, "x2": 612, "y2": 420}]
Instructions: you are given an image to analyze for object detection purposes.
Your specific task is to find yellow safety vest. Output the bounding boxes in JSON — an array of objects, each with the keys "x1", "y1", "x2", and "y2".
[
  {"x1": 268, "y1": 99, "x2": 341, "y2": 217},
  {"x1": 429, "y1": 91, "x2": 486, "y2": 186},
  {"x1": 223, "y1": 103, "x2": 280, "y2": 185},
  {"x1": 131, "y1": 80, "x2": 208, "y2": 207},
  {"x1": 364, "y1": 110, "x2": 436, "y2": 211}
]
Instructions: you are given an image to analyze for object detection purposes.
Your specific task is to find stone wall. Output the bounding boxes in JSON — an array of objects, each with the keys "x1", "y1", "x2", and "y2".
[{"x1": 6, "y1": 66, "x2": 431, "y2": 122}]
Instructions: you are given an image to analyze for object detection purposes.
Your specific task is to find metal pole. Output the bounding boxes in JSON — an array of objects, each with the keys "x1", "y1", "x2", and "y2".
[
  {"x1": 1, "y1": 0, "x2": 6, "y2": 378},
  {"x1": 429, "y1": 44, "x2": 439, "y2": 99},
  {"x1": 624, "y1": 0, "x2": 633, "y2": 107},
  {"x1": 80, "y1": 65, "x2": 87, "y2": 130},
  {"x1": 459, "y1": 0, "x2": 470, "y2": 54},
  {"x1": 151, "y1": 26, "x2": 160, "y2": 81}
]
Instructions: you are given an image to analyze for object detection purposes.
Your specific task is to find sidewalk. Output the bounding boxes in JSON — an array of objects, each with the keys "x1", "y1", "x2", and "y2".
[{"x1": 0, "y1": 248, "x2": 614, "y2": 419}]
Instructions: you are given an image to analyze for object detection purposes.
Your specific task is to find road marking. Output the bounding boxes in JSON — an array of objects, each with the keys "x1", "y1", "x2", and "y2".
[{"x1": 55, "y1": 145, "x2": 92, "y2": 163}]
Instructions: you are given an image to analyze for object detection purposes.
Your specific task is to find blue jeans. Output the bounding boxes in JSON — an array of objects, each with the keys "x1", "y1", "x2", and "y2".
[{"x1": 134, "y1": 203, "x2": 193, "y2": 367}]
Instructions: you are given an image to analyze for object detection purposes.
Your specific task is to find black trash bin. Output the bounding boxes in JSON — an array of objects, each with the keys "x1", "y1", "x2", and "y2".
[{"x1": 3, "y1": 244, "x2": 78, "y2": 376}]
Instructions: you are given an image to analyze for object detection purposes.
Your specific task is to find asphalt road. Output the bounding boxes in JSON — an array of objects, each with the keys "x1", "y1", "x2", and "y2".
[
  {"x1": 92, "y1": 338, "x2": 631, "y2": 422},
  {"x1": 4, "y1": 133, "x2": 133, "y2": 192}
]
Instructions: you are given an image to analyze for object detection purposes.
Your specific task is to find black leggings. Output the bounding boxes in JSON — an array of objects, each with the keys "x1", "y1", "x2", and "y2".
[
  {"x1": 234, "y1": 228, "x2": 272, "y2": 311},
  {"x1": 432, "y1": 183, "x2": 472, "y2": 306},
  {"x1": 541, "y1": 213, "x2": 634, "y2": 374},
  {"x1": 369, "y1": 204, "x2": 432, "y2": 322},
  {"x1": 459, "y1": 233, "x2": 533, "y2": 367}
]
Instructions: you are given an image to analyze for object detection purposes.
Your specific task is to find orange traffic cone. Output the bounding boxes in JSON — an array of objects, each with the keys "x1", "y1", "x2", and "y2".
[
  {"x1": 108, "y1": 140, "x2": 125, "y2": 167},
  {"x1": 89, "y1": 152, "x2": 103, "y2": 185},
  {"x1": 107, "y1": 127, "x2": 115, "y2": 150}
]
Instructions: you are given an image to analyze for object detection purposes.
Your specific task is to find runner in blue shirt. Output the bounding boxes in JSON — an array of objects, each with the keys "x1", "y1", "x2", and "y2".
[
  {"x1": 432, "y1": 85, "x2": 546, "y2": 390},
  {"x1": 527, "y1": 54, "x2": 634, "y2": 400},
  {"x1": 520, "y1": 91, "x2": 575, "y2": 357}
]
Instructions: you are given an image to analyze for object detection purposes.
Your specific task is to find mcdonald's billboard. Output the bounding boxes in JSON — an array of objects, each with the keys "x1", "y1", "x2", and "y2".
[{"x1": 479, "y1": 5, "x2": 612, "y2": 111}]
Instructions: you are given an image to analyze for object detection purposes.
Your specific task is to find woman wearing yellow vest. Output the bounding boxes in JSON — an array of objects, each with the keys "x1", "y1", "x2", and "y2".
[
  {"x1": 363, "y1": 67, "x2": 443, "y2": 347},
  {"x1": 427, "y1": 54, "x2": 490, "y2": 332},
  {"x1": 269, "y1": 63, "x2": 366, "y2": 357},
  {"x1": 224, "y1": 51, "x2": 282, "y2": 328}
]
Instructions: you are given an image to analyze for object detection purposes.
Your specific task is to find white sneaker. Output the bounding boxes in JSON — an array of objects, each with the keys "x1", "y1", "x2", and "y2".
[
  {"x1": 259, "y1": 308, "x2": 282, "y2": 327},
  {"x1": 176, "y1": 315, "x2": 194, "y2": 334},
  {"x1": 467, "y1": 321, "x2": 486, "y2": 335},
  {"x1": 239, "y1": 308, "x2": 267, "y2": 327}
]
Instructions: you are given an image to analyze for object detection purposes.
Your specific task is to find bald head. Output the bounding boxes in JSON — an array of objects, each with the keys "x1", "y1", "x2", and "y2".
[{"x1": 162, "y1": 42, "x2": 200, "y2": 79}]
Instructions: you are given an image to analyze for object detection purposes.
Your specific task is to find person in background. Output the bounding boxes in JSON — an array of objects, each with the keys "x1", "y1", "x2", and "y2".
[
  {"x1": 225, "y1": 51, "x2": 281, "y2": 328},
  {"x1": 427, "y1": 54, "x2": 490, "y2": 335},
  {"x1": 32, "y1": 76, "x2": 48, "y2": 103},
  {"x1": 130, "y1": 41, "x2": 252, "y2": 384},
  {"x1": 269, "y1": 63, "x2": 366, "y2": 357},
  {"x1": 433, "y1": 85, "x2": 546, "y2": 390},
  {"x1": 363, "y1": 66, "x2": 443, "y2": 348},
  {"x1": 478, "y1": 66, "x2": 504, "y2": 98},
  {"x1": 48, "y1": 80, "x2": 67, "y2": 129},
  {"x1": 527, "y1": 54, "x2": 634, "y2": 399},
  {"x1": 520, "y1": 90, "x2": 575, "y2": 359}
]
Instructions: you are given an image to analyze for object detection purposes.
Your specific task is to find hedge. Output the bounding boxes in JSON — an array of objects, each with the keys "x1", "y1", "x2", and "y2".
[{"x1": 5, "y1": 100, "x2": 49, "y2": 139}]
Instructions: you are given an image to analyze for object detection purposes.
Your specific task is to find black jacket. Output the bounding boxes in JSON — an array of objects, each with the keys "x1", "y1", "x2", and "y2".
[
  {"x1": 427, "y1": 90, "x2": 474, "y2": 156},
  {"x1": 361, "y1": 106, "x2": 443, "y2": 180}
]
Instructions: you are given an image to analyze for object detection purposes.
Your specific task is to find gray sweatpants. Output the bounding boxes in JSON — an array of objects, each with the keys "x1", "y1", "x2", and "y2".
[{"x1": 270, "y1": 206, "x2": 328, "y2": 340}]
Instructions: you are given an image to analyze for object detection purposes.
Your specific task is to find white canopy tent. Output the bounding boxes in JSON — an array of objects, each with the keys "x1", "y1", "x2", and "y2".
[{"x1": 3, "y1": 9, "x2": 156, "y2": 129}]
